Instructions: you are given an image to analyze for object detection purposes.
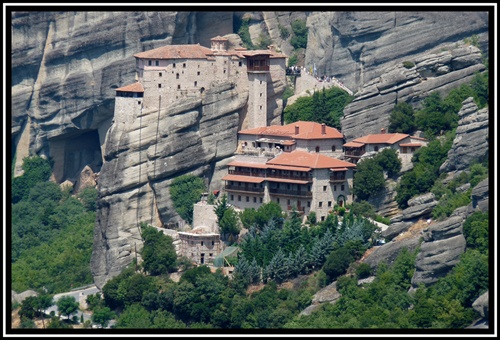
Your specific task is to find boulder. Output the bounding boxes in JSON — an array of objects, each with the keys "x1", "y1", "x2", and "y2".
[
  {"x1": 472, "y1": 291, "x2": 489, "y2": 319},
  {"x1": 411, "y1": 234, "x2": 466, "y2": 287},
  {"x1": 381, "y1": 221, "x2": 413, "y2": 241},
  {"x1": 363, "y1": 236, "x2": 421, "y2": 269},
  {"x1": 407, "y1": 193, "x2": 435, "y2": 207},
  {"x1": 471, "y1": 178, "x2": 489, "y2": 212}
]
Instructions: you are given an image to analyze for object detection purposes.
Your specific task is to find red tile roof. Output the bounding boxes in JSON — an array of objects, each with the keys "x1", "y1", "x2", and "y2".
[
  {"x1": 239, "y1": 121, "x2": 343, "y2": 140},
  {"x1": 134, "y1": 44, "x2": 214, "y2": 60},
  {"x1": 116, "y1": 82, "x2": 144, "y2": 92},
  {"x1": 221, "y1": 174, "x2": 265, "y2": 183},
  {"x1": 343, "y1": 141, "x2": 365, "y2": 148},
  {"x1": 267, "y1": 150, "x2": 356, "y2": 169},
  {"x1": 351, "y1": 133, "x2": 409, "y2": 145}
]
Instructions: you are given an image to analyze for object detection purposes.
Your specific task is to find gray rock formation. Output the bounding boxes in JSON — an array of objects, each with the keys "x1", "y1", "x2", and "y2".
[
  {"x1": 472, "y1": 291, "x2": 489, "y2": 319},
  {"x1": 411, "y1": 212, "x2": 467, "y2": 287},
  {"x1": 381, "y1": 221, "x2": 413, "y2": 241},
  {"x1": 471, "y1": 178, "x2": 489, "y2": 212},
  {"x1": 401, "y1": 195, "x2": 438, "y2": 220},
  {"x1": 341, "y1": 43, "x2": 486, "y2": 141},
  {"x1": 439, "y1": 98, "x2": 489, "y2": 173},
  {"x1": 11, "y1": 290, "x2": 38, "y2": 304},
  {"x1": 91, "y1": 82, "x2": 249, "y2": 288},
  {"x1": 363, "y1": 236, "x2": 421, "y2": 269}
]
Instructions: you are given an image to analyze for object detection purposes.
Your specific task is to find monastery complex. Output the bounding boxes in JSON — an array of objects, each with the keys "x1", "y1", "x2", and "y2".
[{"x1": 113, "y1": 35, "x2": 428, "y2": 242}]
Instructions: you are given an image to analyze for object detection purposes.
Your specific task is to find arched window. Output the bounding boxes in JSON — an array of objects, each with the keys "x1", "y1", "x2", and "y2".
[
  {"x1": 332, "y1": 145, "x2": 336, "y2": 152},
  {"x1": 315, "y1": 146, "x2": 320, "y2": 153}
]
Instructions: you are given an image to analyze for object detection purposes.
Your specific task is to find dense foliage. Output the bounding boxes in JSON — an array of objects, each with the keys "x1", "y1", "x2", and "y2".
[
  {"x1": 11, "y1": 157, "x2": 96, "y2": 294},
  {"x1": 388, "y1": 102, "x2": 417, "y2": 134},
  {"x1": 290, "y1": 19, "x2": 308, "y2": 49},
  {"x1": 237, "y1": 211, "x2": 379, "y2": 285},
  {"x1": 12, "y1": 156, "x2": 53, "y2": 204},
  {"x1": 353, "y1": 158, "x2": 385, "y2": 201},
  {"x1": 283, "y1": 87, "x2": 354, "y2": 130},
  {"x1": 169, "y1": 174, "x2": 206, "y2": 225},
  {"x1": 395, "y1": 131, "x2": 455, "y2": 209},
  {"x1": 141, "y1": 224, "x2": 178, "y2": 275}
]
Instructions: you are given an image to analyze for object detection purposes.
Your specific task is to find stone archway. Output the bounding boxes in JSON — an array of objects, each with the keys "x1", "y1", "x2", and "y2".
[{"x1": 337, "y1": 195, "x2": 346, "y2": 207}]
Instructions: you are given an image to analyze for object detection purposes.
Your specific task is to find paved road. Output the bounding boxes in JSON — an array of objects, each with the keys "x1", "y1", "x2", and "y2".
[{"x1": 45, "y1": 285, "x2": 100, "y2": 323}]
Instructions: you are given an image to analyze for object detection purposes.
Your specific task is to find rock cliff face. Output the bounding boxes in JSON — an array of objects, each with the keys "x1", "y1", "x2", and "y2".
[
  {"x1": 341, "y1": 43, "x2": 486, "y2": 141},
  {"x1": 91, "y1": 82, "x2": 248, "y2": 288},
  {"x1": 439, "y1": 97, "x2": 489, "y2": 173}
]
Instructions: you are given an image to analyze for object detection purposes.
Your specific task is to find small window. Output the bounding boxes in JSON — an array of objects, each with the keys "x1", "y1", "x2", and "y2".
[
  {"x1": 260, "y1": 93, "x2": 263, "y2": 97},
  {"x1": 277, "y1": 198, "x2": 280, "y2": 203},
  {"x1": 246, "y1": 196, "x2": 249, "y2": 202},
  {"x1": 158, "y1": 84, "x2": 161, "y2": 88},
  {"x1": 328, "y1": 201, "x2": 332, "y2": 207},
  {"x1": 155, "y1": 60, "x2": 159, "y2": 66},
  {"x1": 341, "y1": 184, "x2": 345, "y2": 191},
  {"x1": 209, "y1": 253, "x2": 213, "y2": 257},
  {"x1": 260, "y1": 105, "x2": 263, "y2": 110},
  {"x1": 173, "y1": 63, "x2": 176, "y2": 68},
  {"x1": 177, "y1": 84, "x2": 181, "y2": 90},
  {"x1": 148, "y1": 60, "x2": 152, "y2": 66},
  {"x1": 374, "y1": 146, "x2": 379, "y2": 152},
  {"x1": 321, "y1": 216, "x2": 325, "y2": 222},
  {"x1": 315, "y1": 146, "x2": 320, "y2": 153},
  {"x1": 176, "y1": 73, "x2": 179, "y2": 79},
  {"x1": 287, "y1": 199, "x2": 291, "y2": 205},
  {"x1": 197, "y1": 71, "x2": 200, "y2": 76},
  {"x1": 159, "y1": 72, "x2": 162, "y2": 77},
  {"x1": 230, "y1": 195, "x2": 234, "y2": 200},
  {"x1": 323, "y1": 186, "x2": 327, "y2": 191},
  {"x1": 238, "y1": 196, "x2": 241, "y2": 201},
  {"x1": 212, "y1": 241, "x2": 214, "y2": 246},
  {"x1": 253, "y1": 197, "x2": 257, "y2": 203},
  {"x1": 183, "y1": 63, "x2": 186, "y2": 68},
  {"x1": 334, "y1": 185, "x2": 337, "y2": 191},
  {"x1": 239, "y1": 61, "x2": 242, "y2": 66},
  {"x1": 260, "y1": 197, "x2": 263, "y2": 203},
  {"x1": 319, "y1": 201, "x2": 323, "y2": 208},
  {"x1": 260, "y1": 80, "x2": 262, "y2": 84},
  {"x1": 332, "y1": 145, "x2": 336, "y2": 152},
  {"x1": 194, "y1": 81, "x2": 197, "y2": 87},
  {"x1": 307, "y1": 201, "x2": 311, "y2": 207},
  {"x1": 138, "y1": 101, "x2": 141, "y2": 105},
  {"x1": 224, "y1": 60, "x2": 227, "y2": 64},
  {"x1": 201, "y1": 241, "x2": 204, "y2": 246},
  {"x1": 224, "y1": 69, "x2": 226, "y2": 73}
]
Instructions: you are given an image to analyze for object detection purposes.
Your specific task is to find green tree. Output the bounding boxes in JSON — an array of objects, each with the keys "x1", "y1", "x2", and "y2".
[
  {"x1": 349, "y1": 201, "x2": 376, "y2": 219},
  {"x1": 388, "y1": 102, "x2": 417, "y2": 134},
  {"x1": 141, "y1": 225, "x2": 177, "y2": 275},
  {"x1": 77, "y1": 187, "x2": 98, "y2": 212},
  {"x1": 214, "y1": 194, "x2": 229, "y2": 223},
  {"x1": 219, "y1": 208, "x2": 241, "y2": 242},
  {"x1": 462, "y1": 211, "x2": 489, "y2": 254},
  {"x1": 56, "y1": 296, "x2": 79, "y2": 320},
  {"x1": 290, "y1": 19, "x2": 308, "y2": 49},
  {"x1": 169, "y1": 174, "x2": 206, "y2": 225},
  {"x1": 415, "y1": 92, "x2": 459, "y2": 138},
  {"x1": 91, "y1": 306, "x2": 115, "y2": 328},
  {"x1": 353, "y1": 158, "x2": 385, "y2": 201},
  {"x1": 18, "y1": 296, "x2": 38, "y2": 320},
  {"x1": 12, "y1": 156, "x2": 53, "y2": 204},
  {"x1": 375, "y1": 148, "x2": 401, "y2": 178}
]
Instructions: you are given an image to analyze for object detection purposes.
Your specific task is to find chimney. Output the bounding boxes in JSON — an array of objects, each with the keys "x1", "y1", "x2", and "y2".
[
  {"x1": 321, "y1": 123, "x2": 326, "y2": 135},
  {"x1": 295, "y1": 125, "x2": 299, "y2": 134},
  {"x1": 380, "y1": 128, "x2": 386, "y2": 134}
]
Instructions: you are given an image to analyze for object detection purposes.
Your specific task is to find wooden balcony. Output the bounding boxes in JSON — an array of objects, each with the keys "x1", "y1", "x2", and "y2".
[
  {"x1": 287, "y1": 205, "x2": 305, "y2": 213},
  {"x1": 330, "y1": 175, "x2": 346, "y2": 184},
  {"x1": 225, "y1": 184, "x2": 264, "y2": 194},
  {"x1": 228, "y1": 169, "x2": 266, "y2": 177},
  {"x1": 247, "y1": 65, "x2": 269, "y2": 72},
  {"x1": 269, "y1": 188, "x2": 312, "y2": 198}
]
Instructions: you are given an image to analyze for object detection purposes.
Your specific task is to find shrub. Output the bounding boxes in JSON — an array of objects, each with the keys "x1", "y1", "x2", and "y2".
[
  {"x1": 356, "y1": 262, "x2": 372, "y2": 279},
  {"x1": 388, "y1": 102, "x2": 417, "y2": 134},
  {"x1": 290, "y1": 20, "x2": 308, "y2": 49},
  {"x1": 353, "y1": 158, "x2": 385, "y2": 201},
  {"x1": 279, "y1": 24, "x2": 290, "y2": 39},
  {"x1": 170, "y1": 174, "x2": 206, "y2": 225},
  {"x1": 402, "y1": 61, "x2": 415, "y2": 69}
]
